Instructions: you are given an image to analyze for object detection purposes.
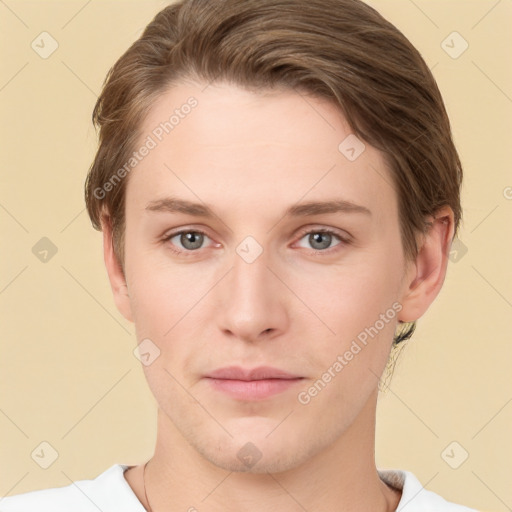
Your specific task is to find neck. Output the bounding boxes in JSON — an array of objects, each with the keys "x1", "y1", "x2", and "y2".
[{"x1": 135, "y1": 389, "x2": 401, "y2": 512}]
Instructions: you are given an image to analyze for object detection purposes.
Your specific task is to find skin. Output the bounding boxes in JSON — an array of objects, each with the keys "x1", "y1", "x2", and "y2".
[{"x1": 102, "y1": 81, "x2": 454, "y2": 512}]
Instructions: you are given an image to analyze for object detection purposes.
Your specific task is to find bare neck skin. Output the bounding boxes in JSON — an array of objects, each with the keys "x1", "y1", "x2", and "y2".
[{"x1": 124, "y1": 388, "x2": 402, "y2": 512}]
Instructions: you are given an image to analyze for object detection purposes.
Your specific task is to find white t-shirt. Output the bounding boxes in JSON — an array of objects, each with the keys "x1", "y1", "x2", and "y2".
[{"x1": 0, "y1": 464, "x2": 478, "y2": 512}]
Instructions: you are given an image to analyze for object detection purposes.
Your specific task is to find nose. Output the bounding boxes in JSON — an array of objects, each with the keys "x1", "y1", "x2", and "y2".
[{"x1": 217, "y1": 244, "x2": 289, "y2": 343}]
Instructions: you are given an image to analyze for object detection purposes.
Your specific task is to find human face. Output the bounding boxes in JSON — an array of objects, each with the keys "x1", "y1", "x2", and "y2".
[{"x1": 119, "y1": 80, "x2": 411, "y2": 473}]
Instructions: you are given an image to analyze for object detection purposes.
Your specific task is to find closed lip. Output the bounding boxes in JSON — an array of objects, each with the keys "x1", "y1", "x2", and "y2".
[{"x1": 205, "y1": 366, "x2": 302, "y2": 381}]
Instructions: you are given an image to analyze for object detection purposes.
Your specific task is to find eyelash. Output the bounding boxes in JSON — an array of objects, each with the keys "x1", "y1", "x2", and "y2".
[
  {"x1": 162, "y1": 227, "x2": 351, "y2": 256},
  {"x1": 295, "y1": 227, "x2": 351, "y2": 253}
]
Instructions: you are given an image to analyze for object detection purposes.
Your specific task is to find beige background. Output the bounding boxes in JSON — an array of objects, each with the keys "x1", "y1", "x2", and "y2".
[{"x1": 0, "y1": 1, "x2": 510, "y2": 510}]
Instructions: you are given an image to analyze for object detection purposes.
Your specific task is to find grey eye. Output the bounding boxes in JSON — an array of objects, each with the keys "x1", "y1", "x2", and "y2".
[
  {"x1": 297, "y1": 231, "x2": 341, "y2": 250},
  {"x1": 173, "y1": 231, "x2": 205, "y2": 250},
  {"x1": 309, "y1": 232, "x2": 332, "y2": 250}
]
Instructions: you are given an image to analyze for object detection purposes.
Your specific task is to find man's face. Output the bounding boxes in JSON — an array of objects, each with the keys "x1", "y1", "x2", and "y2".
[{"x1": 120, "y1": 81, "x2": 412, "y2": 473}]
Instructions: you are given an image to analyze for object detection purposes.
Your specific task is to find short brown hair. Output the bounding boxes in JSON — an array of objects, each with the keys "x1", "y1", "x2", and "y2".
[{"x1": 85, "y1": 0, "x2": 463, "y2": 346}]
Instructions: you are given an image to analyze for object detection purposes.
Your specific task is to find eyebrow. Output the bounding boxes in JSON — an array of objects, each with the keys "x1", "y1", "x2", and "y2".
[{"x1": 145, "y1": 196, "x2": 371, "y2": 217}]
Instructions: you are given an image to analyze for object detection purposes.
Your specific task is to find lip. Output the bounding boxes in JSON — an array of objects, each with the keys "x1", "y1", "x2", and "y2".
[
  {"x1": 204, "y1": 366, "x2": 304, "y2": 400},
  {"x1": 206, "y1": 366, "x2": 301, "y2": 381}
]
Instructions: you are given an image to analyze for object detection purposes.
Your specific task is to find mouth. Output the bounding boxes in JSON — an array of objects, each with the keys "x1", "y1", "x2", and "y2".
[{"x1": 204, "y1": 366, "x2": 305, "y2": 401}]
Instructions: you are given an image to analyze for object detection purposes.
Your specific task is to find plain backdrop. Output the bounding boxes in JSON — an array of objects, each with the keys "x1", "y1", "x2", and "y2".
[{"x1": 0, "y1": 1, "x2": 511, "y2": 511}]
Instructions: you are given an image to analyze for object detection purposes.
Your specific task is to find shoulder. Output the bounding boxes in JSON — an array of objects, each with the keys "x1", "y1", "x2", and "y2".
[
  {"x1": 0, "y1": 464, "x2": 145, "y2": 512},
  {"x1": 378, "y1": 468, "x2": 479, "y2": 512}
]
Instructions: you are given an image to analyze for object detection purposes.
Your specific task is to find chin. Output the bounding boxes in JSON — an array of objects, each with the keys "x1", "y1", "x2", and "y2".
[
  {"x1": 198, "y1": 441, "x2": 309, "y2": 474},
  {"x1": 188, "y1": 420, "x2": 322, "y2": 475}
]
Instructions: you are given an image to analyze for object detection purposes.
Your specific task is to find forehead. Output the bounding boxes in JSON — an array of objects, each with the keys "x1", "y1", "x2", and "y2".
[{"x1": 126, "y1": 80, "x2": 397, "y2": 224}]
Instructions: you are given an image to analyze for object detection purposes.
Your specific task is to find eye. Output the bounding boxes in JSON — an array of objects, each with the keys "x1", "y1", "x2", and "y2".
[
  {"x1": 296, "y1": 229, "x2": 346, "y2": 251},
  {"x1": 164, "y1": 230, "x2": 212, "y2": 252}
]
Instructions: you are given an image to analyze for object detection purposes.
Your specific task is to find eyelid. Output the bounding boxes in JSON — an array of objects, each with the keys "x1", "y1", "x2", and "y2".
[
  {"x1": 294, "y1": 225, "x2": 352, "y2": 243},
  {"x1": 162, "y1": 227, "x2": 219, "y2": 253},
  {"x1": 292, "y1": 226, "x2": 352, "y2": 253},
  {"x1": 161, "y1": 225, "x2": 352, "y2": 255},
  {"x1": 162, "y1": 226, "x2": 209, "y2": 240}
]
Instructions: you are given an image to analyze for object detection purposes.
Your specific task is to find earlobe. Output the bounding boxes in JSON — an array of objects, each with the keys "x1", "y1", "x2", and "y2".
[
  {"x1": 398, "y1": 206, "x2": 455, "y2": 323},
  {"x1": 101, "y1": 215, "x2": 134, "y2": 323}
]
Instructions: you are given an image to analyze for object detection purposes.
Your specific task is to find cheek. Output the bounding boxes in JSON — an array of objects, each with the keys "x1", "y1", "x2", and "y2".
[
  {"x1": 290, "y1": 255, "x2": 401, "y2": 337},
  {"x1": 125, "y1": 253, "x2": 221, "y2": 386},
  {"x1": 126, "y1": 260, "x2": 204, "y2": 398},
  {"x1": 126, "y1": 249, "x2": 211, "y2": 334},
  {"x1": 291, "y1": 262, "x2": 401, "y2": 416},
  {"x1": 286, "y1": 250, "x2": 403, "y2": 389}
]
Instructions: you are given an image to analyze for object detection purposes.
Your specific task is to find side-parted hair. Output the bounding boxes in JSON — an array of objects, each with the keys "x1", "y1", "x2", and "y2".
[{"x1": 84, "y1": 0, "x2": 463, "y2": 347}]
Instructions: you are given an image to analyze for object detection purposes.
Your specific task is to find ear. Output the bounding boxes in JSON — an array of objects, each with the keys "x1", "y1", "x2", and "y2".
[
  {"x1": 101, "y1": 215, "x2": 134, "y2": 323},
  {"x1": 398, "y1": 206, "x2": 455, "y2": 323}
]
